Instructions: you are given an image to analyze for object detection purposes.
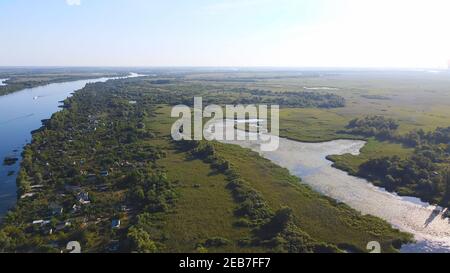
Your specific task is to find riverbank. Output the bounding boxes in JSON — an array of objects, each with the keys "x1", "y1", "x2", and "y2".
[{"x1": 0, "y1": 73, "x2": 129, "y2": 97}]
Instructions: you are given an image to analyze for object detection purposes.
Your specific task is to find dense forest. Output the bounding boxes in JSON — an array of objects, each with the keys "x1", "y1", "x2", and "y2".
[{"x1": 345, "y1": 116, "x2": 399, "y2": 139}]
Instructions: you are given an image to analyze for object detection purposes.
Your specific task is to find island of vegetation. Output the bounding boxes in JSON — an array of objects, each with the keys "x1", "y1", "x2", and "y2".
[{"x1": 329, "y1": 115, "x2": 450, "y2": 210}]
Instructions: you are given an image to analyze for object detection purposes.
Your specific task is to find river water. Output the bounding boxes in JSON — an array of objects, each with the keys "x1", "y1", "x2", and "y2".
[
  {"x1": 208, "y1": 120, "x2": 450, "y2": 253},
  {"x1": 0, "y1": 73, "x2": 140, "y2": 218}
]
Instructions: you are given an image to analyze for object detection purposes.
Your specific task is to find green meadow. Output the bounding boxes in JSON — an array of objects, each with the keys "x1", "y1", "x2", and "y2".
[{"x1": 145, "y1": 105, "x2": 411, "y2": 253}]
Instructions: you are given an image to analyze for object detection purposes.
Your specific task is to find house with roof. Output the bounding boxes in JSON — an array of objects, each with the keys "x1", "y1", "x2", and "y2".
[
  {"x1": 111, "y1": 219, "x2": 121, "y2": 229},
  {"x1": 77, "y1": 192, "x2": 91, "y2": 205}
]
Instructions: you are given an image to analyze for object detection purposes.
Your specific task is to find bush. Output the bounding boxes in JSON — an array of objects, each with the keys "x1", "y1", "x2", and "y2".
[
  {"x1": 257, "y1": 207, "x2": 293, "y2": 239},
  {"x1": 234, "y1": 218, "x2": 254, "y2": 228},
  {"x1": 346, "y1": 116, "x2": 399, "y2": 139},
  {"x1": 127, "y1": 227, "x2": 158, "y2": 253}
]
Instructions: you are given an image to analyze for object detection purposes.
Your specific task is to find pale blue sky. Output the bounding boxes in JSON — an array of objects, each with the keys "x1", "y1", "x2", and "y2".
[{"x1": 1, "y1": 0, "x2": 449, "y2": 68}]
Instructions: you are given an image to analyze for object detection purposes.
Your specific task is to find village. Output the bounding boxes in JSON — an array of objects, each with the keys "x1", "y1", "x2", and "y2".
[{"x1": 8, "y1": 100, "x2": 163, "y2": 252}]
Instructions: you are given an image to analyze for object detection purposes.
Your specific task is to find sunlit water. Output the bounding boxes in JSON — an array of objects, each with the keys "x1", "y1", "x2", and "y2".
[
  {"x1": 0, "y1": 73, "x2": 141, "y2": 218},
  {"x1": 207, "y1": 120, "x2": 450, "y2": 253}
]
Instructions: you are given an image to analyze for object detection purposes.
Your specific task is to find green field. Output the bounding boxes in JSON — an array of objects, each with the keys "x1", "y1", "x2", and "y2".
[
  {"x1": 145, "y1": 106, "x2": 412, "y2": 253},
  {"x1": 278, "y1": 108, "x2": 357, "y2": 142}
]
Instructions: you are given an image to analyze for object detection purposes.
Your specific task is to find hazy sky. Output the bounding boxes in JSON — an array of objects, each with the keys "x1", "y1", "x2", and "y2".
[{"x1": 1, "y1": 0, "x2": 450, "y2": 68}]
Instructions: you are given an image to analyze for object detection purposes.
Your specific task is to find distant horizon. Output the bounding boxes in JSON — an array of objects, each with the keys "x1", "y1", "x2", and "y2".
[
  {"x1": 1, "y1": 0, "x2": 450, "y2": 69},
  {"x1": 0, "y1": 65, "x2": 450, "y2": 71}
]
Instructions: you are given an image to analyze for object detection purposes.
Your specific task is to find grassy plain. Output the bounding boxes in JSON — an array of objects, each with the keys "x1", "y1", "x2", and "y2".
[
  {"x1": 328, "y1": 138, "x2": 415, "y2": 175},
  {"x1": 144, "y1": 105, "x2": 411, "y2": 253}
]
